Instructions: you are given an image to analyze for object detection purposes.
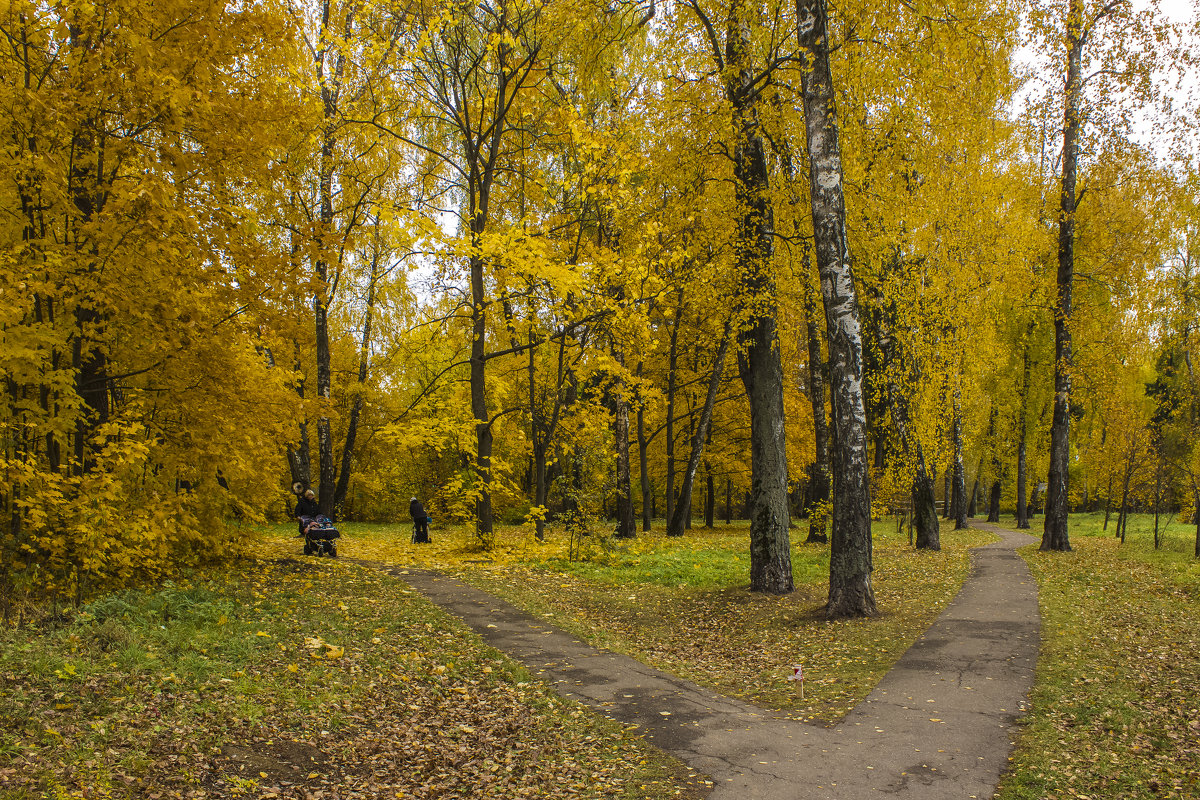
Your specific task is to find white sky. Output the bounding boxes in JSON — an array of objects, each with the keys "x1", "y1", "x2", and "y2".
[{"x1": 1013, "y1": 0, "x2": 1200, "y2": 169}]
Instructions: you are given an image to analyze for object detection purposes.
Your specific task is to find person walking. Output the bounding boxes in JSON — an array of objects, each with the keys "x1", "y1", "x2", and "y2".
[{"x1": 410, "y1": 497, "x2": 430, "y2": 543}]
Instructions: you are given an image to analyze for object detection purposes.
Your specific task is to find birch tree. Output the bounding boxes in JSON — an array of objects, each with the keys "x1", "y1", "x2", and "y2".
[
  {"x1": 1030, "y1": 0, "x2": 1172, "y2": 550},
  {"x1": 796, "y1": 0, "x2": 875, "y2": 617}
]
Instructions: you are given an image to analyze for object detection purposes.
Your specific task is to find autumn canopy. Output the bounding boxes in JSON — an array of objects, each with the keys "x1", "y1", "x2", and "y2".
[{"x1": 2, "y1": 0, "x2": 1198, "y2": 612}]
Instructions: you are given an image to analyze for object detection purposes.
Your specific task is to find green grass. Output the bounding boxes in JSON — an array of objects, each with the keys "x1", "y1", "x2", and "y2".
[
  {"x1": 997, "y1": 513, "x2": 1200, "y2": 800},
  {"x1": 538, "y1": 529, "x2": 831, "y2": 589},
  {"x1": 0, "y1": 555, "x2": 705, "y2": 799},
  {"x1": 28, "y1": 511, "x2": 1194, "y2": 798},
  {"x1": 1068, "y1": 509, "x2": 1199, "y2": 555}
]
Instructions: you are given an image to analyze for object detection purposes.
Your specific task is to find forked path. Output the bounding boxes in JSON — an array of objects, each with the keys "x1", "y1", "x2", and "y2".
[{"x1": 388, "y1": 523, "x2": 1040, "y2": 799}]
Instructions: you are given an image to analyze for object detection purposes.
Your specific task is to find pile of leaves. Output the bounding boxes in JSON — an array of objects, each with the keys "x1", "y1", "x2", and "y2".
[
  {"x1": 0, "y1": 556, "x2": 707, "y2": 799},
  {"x1": 315, "y1": 520, "x2": 994, "y2": 723},
  {"x1": 997, "y1": 523, "x2": 1200, "y2": 800}
]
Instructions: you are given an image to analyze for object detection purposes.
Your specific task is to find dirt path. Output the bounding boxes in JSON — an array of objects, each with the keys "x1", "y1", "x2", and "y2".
[{"x1": 382, "y1": 522, "x2": 1039, "y2": 799}]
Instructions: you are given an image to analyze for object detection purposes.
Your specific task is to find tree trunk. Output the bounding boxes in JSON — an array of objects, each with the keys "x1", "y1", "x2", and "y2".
[
  {"x1": 287, "y1": 428, "x2": 312, "y2": 490},
  {"x1": 469, "y1": 250, "x2": 494, "y2": 541},
  {"x1": 798, "y1": 0, "x2": 875, "y2": 617},
  {"x1": 1103, "y1": 475, "x2": 1113, "y2": 531},
  {"x1": 1153, "y1": 454, "x2": 1162, "y2": 550},
  {"x1": 314, "y1": 268, "x2": 335, "y2": 513},
  {"x1": 684, "y1": 414, "x2": 695, "y2": 532},
  {"x1": 72, "y1": 307, "x2": 109, "y2": 474},
  {"x1": 612, "y1": 370, "x2": 636, "y2": 538},
  {"x1": 964, "y1": 402, "x2": 993, "y2": 522},
  {"x1": 986, "y1": 415, "x2": 1002, "y2": 523},
  {"x1": 332, "y1": 248, "x2": 381, "y2": 513},
  {"x1": 637, "y1": 390, "x2": 652, "y2": 533},
  {"x1": 804, "y1": 290, "x2": 831, "y2": 543},
  {"x1": 912, "y1": 445, "x2": 940, "y2": 550},
  {"x1": 530, "y1": 331, "x2": 547, "y2": 541},
  {"x1": 285, "y1": 332, "x2": 313, "y2": 489},
  {"x1": 1118, "y1": 479, "x2": 1129, "y2": 544},
  {"x1": 529, "y1": 322, "x2": 570, "y2": 542},
  {"x1": 1042, "y1": 0, "x2": 1083, "y2": 553},
  {"x1": 1016, "y1": 437, "x2": 1029, "y2": 528},
  {"x1": 873, "y1": 285, "x2": 937, "y2": 550},
  {"x1": 726, "y1": 3, "x2": 793, "y2": 594},
  {"x1": 65, "y1": 47, "x2": 111, "y2": 476},
  {"x1": 705, "y1": 466, "x2": 716, "y2": 528},
  {"x1": 988, "y1": 480, "x2": 1002, "y2": 523},
  {"x1": 313, "y1": 1, "x2": 351, "y2": 518},
  {"x1": 967, "y1": 444, "x2": 987, "y2": 520},
  {"x1": 952, "y1": 390, "x2": 967, "y2": 530},
  {"x1": 664, "y1": 298, "x2": 683, "y2": 532},
  {"x1": 669, "y1": 322, "x2": 731, "y2": 537}
]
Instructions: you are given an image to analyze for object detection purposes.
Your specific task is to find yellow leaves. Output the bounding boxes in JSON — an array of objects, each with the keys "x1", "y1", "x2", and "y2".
[
  {"x1": 53, "y1": 663, "x2": 78, "y2": 681},
  {"x1": 304, "y1": 636, "x2": 345, "y2": 660},
  {"x1": 0, "y1": 0, "x2": 321, "y2": 600}
]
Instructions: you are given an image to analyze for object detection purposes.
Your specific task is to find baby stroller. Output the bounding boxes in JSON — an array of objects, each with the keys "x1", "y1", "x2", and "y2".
[{"x1": 301, "y1": 515, "x2": 340, "y2": 557}]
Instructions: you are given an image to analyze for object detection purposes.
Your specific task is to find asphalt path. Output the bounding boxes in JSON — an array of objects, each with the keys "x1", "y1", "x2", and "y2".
[{"x1": 380, "y1": 521, "x2": 1040, "y2": 800}]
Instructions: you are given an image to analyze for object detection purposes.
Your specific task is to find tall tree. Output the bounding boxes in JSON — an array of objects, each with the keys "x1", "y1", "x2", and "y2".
[
  {"x1": 796, "y1": 0, "x2": 875, "y2": 617},
  {"x1": 1041, "y1": 0, "x2": 1088, "y2": 551},
  {"x1": 1033, "y1": 0, "x2": 1171, "y2": 550},
  {"x1": 668, "y1": 321, "x2": 732, "y2": 537},
  {"x1": 873, "y1": 284, "x2": 940, "y2": 550},
  {"x1": 951, "y1": 384, "x2": 968, "y2": 530},
  {"x1": 802, "y1": 284, "x2": 831, "y2": 543},
  {"x1": 384, "y1": 0, "x2": 556, "y2": 541},
  {"x1": 679, "y1": 0, "x2": 794, "y2": 593},
  {"x1": 0, "y1": 0, "x2": 307, "y2": 599}
]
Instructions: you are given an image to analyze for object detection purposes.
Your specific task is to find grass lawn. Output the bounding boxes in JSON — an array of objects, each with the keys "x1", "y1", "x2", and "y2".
[
  {"x1": 13, "y1": 509, "x2": 1192, "y2": 798},
  {"x1": 992, "y1": 511, "x2": 1200, "y2": 800},
  {"x1": 0, "y1": 554, "x2": 704, "y2": 799},
  {"x1": 317, "y1": 518, "x2": 995, "y2": 723}
]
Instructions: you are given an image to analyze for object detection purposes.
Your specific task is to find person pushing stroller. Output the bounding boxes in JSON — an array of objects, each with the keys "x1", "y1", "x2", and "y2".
[
  {"x1": 295, "y1": 489, "x2": 318, "y2": 536},
  {"x1": 410, "y1": 497, "x2": 431, "y2": 544},
  {"x1": 294, "y1": 487, "x2": 339, "y2": 556}
]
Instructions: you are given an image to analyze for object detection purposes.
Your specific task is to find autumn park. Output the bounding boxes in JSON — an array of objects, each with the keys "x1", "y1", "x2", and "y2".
[{"x1": 3, "y1": 0, "x2": 1200, "y2": 797}]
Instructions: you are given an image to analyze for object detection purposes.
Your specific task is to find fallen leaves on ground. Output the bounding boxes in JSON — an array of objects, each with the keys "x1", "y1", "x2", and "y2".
[
  {"x1": 0, "y1": 557, "x2": 707, "y2": 799},
  {"x1": 317, "y1": 520, "x2": 993, "y2": 723},
  {"x1": 997, "y1": 532, "x2": 1200, "y2": 800}
]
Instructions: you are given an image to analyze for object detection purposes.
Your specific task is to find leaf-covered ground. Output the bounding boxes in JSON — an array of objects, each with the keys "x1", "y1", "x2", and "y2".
[
  {"x1": 325, "y1": 519, "x2": 995, "y2": 723},
  {"x1": 11, "y1": 514, "x2": 1195, "y2": 798},
  {"x1": 0, "y1": 556, "x2": 708, "y2": 799},
  {"x1": 996, "y1": 513, "x2": 1200, "y2": 800}
]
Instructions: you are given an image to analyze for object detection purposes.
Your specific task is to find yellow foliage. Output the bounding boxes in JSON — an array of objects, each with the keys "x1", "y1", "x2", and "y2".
[{"x1": 0, "y1": 0, "x2": 306, "y2": 601}]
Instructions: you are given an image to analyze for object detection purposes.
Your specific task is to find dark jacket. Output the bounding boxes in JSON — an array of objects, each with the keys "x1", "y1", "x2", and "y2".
[
  {"x1": 295, "y1": 496, "x2": 318, "y2": 519},
  {"x1": 409, "y1": 499, "x2": 427, "y2": 521}
]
